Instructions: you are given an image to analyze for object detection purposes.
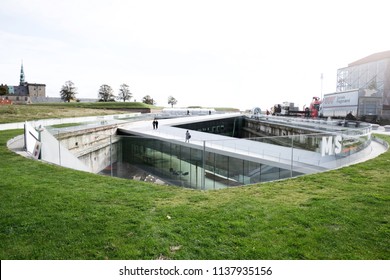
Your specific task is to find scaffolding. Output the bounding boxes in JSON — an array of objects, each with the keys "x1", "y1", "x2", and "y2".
[{"x1": 336, "y1": 53, "x2": 390, "y2": 117}]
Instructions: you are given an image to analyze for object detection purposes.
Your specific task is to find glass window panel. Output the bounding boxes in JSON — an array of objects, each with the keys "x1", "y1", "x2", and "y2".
[
  {"x1": 204, "y1": 151, "x2": 215, "y2": 190},
  {"x1": 228, "y1": 157, "x2": 243, "y2": 186},
  {"x1": 212, "y1": 154, "x2": 229, "y2": 188}
]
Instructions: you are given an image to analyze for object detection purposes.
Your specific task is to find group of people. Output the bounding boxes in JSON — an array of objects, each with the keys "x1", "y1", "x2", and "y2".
[{"x1": 152, "y1": 119, "x2": 159, "y2": 129}]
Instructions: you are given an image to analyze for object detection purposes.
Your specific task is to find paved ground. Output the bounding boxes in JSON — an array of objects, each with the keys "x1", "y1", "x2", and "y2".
[
  {"x1": 372, "y1": 125, "x2": 390, "y2": 135},
  {"x1": 352, "y1": 126, "x2": 390, "y2": 165},
  {"x1": 350, "y1": 139, "x2": 388, "y2": 165}
]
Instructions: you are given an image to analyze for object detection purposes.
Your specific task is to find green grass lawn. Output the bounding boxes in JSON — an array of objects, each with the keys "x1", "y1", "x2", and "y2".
[
  {"x1": 29, "y1": 101, "x2": 155, "y2": 110},
  {"x1": 0, "y1": 102, "x2": 156, "y2": 124},
  {"x1": 0, "y1": 129, "x2": 389, "y2": 260},
  {"x1": 0, "y1": 103, "x2": 239, "y2": 124}
]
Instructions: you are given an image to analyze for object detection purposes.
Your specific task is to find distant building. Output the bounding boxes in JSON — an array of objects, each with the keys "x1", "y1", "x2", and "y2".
[
  {"x1": 0, "y1": 62, "x2": 46, "y2": 104},
  {"x1": 333, "y1": 50, "x2": 390, "y2": 119}
]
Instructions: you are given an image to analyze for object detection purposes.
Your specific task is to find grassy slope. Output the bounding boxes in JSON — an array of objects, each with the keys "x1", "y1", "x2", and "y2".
[
  {"x1": 0, "y1": 129, "x2": 389, "y2": 260},
  {"x1": 28, "y1": 102, "x2": 154, "y2": 109},
  {"x1": 0, "y1": 103, "x2": 239, "y2": 124},
  {"x1": 0, "y1": 103, "x2": 155, "y2": 124}
]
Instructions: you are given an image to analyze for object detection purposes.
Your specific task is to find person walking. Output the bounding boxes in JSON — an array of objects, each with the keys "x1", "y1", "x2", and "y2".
[{"x1": 185, "y1": 130, "x2": 191, "y2": 143}]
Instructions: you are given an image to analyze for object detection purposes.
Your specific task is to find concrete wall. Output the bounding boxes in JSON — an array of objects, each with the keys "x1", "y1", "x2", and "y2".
[
  {"x1": 78, "y1": 140, "x2": 121, "y2": 174},
  {"x1": 16, "y1": 120, "x2": 126, "y2": 174},
  {"x1": 55, "y1": 124, "x2": 121, "y2": 173},
  {"x1": 40, "y1": 128, "x2": 91, "y2": 173},
  {"x1": 242, "y1": 118, "x2": 323, "y2": 151},
  {"x1": 3, "y1": 114, "x2": 142, "y2": 174}
]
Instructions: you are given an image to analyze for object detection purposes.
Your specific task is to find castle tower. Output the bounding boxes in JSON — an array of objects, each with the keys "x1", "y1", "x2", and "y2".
[{"x1": 19, "y1": 61, "x2": 25, "y2": 85}]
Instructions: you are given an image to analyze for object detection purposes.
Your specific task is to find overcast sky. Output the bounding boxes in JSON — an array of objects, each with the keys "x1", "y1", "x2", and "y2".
[{"x1": 1, "y1": 0, "x2": 389, "y2": 110}]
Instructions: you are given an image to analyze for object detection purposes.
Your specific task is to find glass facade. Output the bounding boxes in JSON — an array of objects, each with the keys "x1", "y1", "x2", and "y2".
[
  {"x1": 103, "y1": 126, "x2": 371, "y2": 190},
  {"x1": 114, "y1": 136, "x2": 302, "y2": 190}
]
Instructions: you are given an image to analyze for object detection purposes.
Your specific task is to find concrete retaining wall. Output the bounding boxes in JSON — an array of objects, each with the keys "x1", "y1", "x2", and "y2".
[
  {"x1": 40, "y1": 128, "x2": 91, "y2": 172},
  {"x1": 54, "y1": 124, "x2": 121, "y2": 173}
]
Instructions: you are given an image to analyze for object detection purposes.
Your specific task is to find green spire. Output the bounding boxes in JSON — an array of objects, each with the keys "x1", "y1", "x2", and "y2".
[{"x1": 20, "y1": 61, "x2": 25, "y2": 85}]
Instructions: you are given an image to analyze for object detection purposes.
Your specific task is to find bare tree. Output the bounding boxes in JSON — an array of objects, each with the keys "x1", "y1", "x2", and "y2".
[
  {"x1": 168, "y1": 96, "x2": 178, "y2": 108},
  {"x1": 117, "y1": 83, "x2": 132, "y2": 102},
  {"x1": 60, "y1": 81, "x2": 77, "y2": 102},
  {"x1": 98, "y1": 84, "x2": 115, "y2": 102}
]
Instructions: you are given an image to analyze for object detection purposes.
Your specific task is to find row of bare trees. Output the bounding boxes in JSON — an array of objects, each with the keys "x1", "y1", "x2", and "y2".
[
  {"x1": 60, "y1": 81, "x2": 178, "y2": 106},
  {"x1": 60, "y1": 81, "x2": 132, "y2": 103}
]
